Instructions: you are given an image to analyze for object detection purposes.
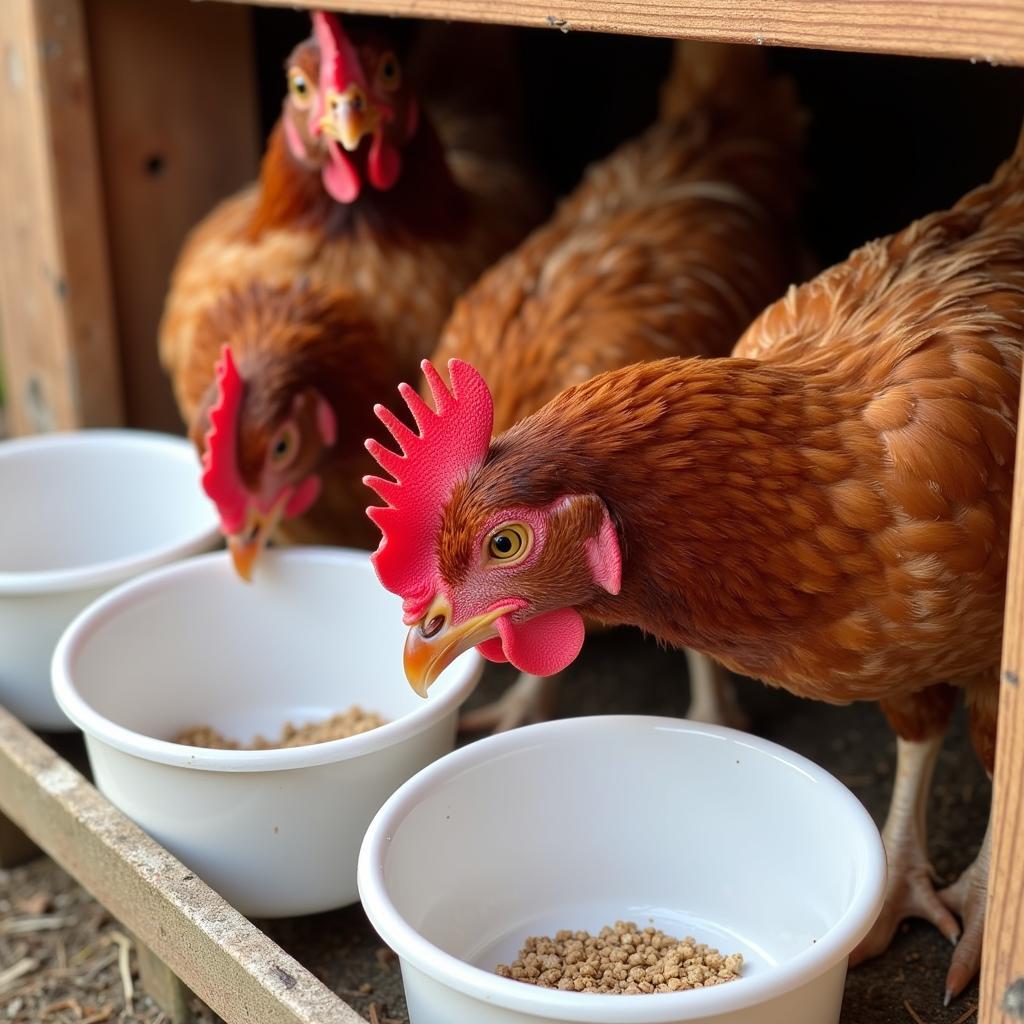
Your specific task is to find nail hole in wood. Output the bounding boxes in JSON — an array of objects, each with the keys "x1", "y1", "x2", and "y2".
[{"x1": 144, "y1": 154, "x2": 166, "y2": 177}]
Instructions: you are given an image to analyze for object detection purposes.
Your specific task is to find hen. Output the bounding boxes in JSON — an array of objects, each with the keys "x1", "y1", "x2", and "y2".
[
  {"x1": 159, "y1": 12, "x2": 540, "y2": 578},
  {"x1": 427, "y1": 40, "x2": 806, "y2": 730},
  {"x1": 366, "y1": 128, "x2": 1024, "y2": 1000}
]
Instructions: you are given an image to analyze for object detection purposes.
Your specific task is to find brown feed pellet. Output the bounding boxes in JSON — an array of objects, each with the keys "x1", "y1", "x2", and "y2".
[
  {"x1": 172, "y1": 706, "x2": 387, "y2": 749},
  {"x1": 495, "y1": 921, "x2": 743, "y2": 995}
]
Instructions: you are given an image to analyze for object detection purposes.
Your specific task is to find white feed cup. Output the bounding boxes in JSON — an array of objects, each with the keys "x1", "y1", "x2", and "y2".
[
  {"x1": 358, "y1": 715, "x2": 886, "y2": 1024},
  {"x1": 0, "y1": 429, "x2": 220, "y2": 729},
  {"x1": 52, "y1": 547, "x2": 481, "y2": 918}
]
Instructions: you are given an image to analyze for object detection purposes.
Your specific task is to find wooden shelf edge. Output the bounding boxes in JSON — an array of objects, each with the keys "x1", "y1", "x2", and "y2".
[
  {"x1": 221, "y1": 0, "x2": 1024, "y2": 66},
  {"x1": 979, "y1": 389, "x2": 1024, "y2": 1022},
  {"x1": 0, "y1": 708, "x2": 366, "y2": 1024}
]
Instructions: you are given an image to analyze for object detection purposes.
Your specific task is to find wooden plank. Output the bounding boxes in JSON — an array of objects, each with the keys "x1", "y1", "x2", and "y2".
[
  {"x1": 0, "y1": 0, "x2": 124, "y2": 435},
  {"x1": 979, "y1": 389, "x2": 1024, "y2": 1024},
  {"x1": 226, "y1": 0, "x2": 1024, "y2": 65},
  {"x1": 0, "y1": 706, "x2": 366, "y2": 1024},
  {"x1": 133, "y1": 931, "x2": 195, "y2": 1024},
  {"x1": 84, "y1": 0, "x2": 260, "y2": 433}
]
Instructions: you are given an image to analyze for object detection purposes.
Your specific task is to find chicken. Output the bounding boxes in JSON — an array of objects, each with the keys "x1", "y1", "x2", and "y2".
[
  {"x1": 424, "y1": 40, "x2": 806, "y2": 730},
  {"x1": 365, "y1": 128, "x2": 1024, "y2": 1000},
  {"x1": 159, "y1": 11, "x2": 540, "y2": 578}
]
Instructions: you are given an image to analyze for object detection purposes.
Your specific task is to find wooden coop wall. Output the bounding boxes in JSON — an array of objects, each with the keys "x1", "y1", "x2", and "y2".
[
  {"x1": 0, "y1": 0, "x2": 260, "y2": 437},
  {"x1": 0, "y1": 1, "x2": 1023, "y2": 1022}
]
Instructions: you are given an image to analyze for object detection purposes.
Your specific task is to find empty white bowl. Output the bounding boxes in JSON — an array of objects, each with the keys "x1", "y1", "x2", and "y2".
[
  {"x1": 52, "y1": 548, "x2": 481, "y2": 917},
  {"x1": 0, "y1": 429, "x2": 220, "y2": 729},
  {"x1": 358, "y1": 716, "x2": 886, "y2": 1024}
]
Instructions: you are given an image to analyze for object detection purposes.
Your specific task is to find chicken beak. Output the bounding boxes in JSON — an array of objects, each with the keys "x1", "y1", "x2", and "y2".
[
  {"x1": 403, "y1": 598, "x2": 513, "y2": 697},
  {"x1": 319, "y1": 84, "x2": 380, "y2": 152},
  {"x1": 225, "y1": 500, "x2": 286, "y2": 582}
]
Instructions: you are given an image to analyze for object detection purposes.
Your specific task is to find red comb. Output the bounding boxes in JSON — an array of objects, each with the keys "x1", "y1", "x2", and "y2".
[
  {"x1": 201, "y1": 346, "x2": 248, "y2": 535},
  {"x1": 364, "y1": 360, "x2": 494, "y2": 603},
  {"x1": 312, "y1": 11, "x2": 366, "y2": 102}
]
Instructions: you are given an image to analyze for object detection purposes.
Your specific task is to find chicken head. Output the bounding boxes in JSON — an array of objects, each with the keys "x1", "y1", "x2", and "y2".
[
  {"x1": 365, "y1": 360, "x2": 621, "y2": 694},
  {"x1": 312, "y1": 13, "x2": 419, "y2": 203},
  {"x1": 199, "y1": 343, "x2": 338, "y2": 580}
]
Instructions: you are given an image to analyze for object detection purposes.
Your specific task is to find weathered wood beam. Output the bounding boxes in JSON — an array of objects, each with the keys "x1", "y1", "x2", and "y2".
[
  {"x1": 0, "y1": 707, "x2": 365, "y2": 1024},
  {"x1": 979, "y1": 388, "x2": 1024, "y2": 1023},
  {"x1": 221, "y1": 0, "x2": 1024, "y2": 66}
]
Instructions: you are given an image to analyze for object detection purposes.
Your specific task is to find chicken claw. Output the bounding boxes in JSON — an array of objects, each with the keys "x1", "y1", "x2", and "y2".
[
  {"x1": 938, "y1": 821, "x2": 991, "y2": 1005},
  {"x1": 851, "y1": 735, "x2": 960, "y2": 967},
  {"x1": 459, "y1": 673, "x2": 558, "y2": 734}
]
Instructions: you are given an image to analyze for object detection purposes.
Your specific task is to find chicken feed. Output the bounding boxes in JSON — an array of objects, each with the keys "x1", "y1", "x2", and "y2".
[
  {"x1": 172, "y1": 706, "x2": 387, "y2": 749},
  {"x1": 495, "y1": 921, "x2": 743, "y2": 994}
]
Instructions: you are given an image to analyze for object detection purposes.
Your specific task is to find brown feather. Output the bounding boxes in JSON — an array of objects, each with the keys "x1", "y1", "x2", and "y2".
[
  {"x1": 429, "y1": 41, "x2": 806, "y2": 433},
  {"x1": 439, "y1": 131, "x2": 1024, "y2": 741},
  {"x1": 159, "y1": 28, "x2": 543, "y2": 551}
]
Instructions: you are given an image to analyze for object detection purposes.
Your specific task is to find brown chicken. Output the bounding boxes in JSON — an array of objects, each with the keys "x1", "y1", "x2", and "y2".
[
  {"x1": 366, "y1": 129, "x2": 1024, "y2": 999},
  {"x1": 426, "y1": 40, "x2": 806, "y2": 730},
  {"x1": 159, "y1": 12, "x2": 540, "y2": 578}
]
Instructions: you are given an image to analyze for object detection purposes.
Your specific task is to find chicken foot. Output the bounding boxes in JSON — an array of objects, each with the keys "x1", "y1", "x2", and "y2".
[
  {"x1": 850, "y1": 734, "x2": 961, "y2": 967},
  {"x1": 938, "y1": 815, "x2": 991, "y2": 1004},
  {"x1": 460, "y1": 649, "x2": 744, "y2": 734}
]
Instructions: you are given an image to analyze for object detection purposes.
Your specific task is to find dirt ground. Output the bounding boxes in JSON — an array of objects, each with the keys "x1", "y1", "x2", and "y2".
[{"x1": 0, "y1": 629, "x2": 989, "y2": 1024}]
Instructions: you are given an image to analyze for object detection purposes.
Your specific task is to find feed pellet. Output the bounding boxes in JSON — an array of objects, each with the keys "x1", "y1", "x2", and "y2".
[
  {"x1": 172, "y1": 706, "x2": 387, "y2": 749},
  {"x1": 495, "y1": 921, "x2": 743, "y2": 994}
]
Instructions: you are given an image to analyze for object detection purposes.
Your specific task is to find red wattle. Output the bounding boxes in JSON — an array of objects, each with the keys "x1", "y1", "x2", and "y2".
[
  {"x1": 368, "y1": 134, "x2": 401, "y2": 192},
  {"x1": 476, "y1": 637, "x2": 508, "y2": 664},
  {"x1": 323, "y1": 141, "x2": 361, "y2": 203},
  {"x1": 493, "y1": 608, "x2": 586, "y2": 677}
]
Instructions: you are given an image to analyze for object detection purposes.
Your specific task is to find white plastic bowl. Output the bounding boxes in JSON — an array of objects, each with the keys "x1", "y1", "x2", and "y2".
[
  {"x1": 0, "y1": 429, "x2": 220, "y2": 729},
  {"x1": 52, "y1": 547, "x2": 481, "y2": 918},
  {"x1": 359, "y1": 716, "x2": 886, "y2": 1024}
]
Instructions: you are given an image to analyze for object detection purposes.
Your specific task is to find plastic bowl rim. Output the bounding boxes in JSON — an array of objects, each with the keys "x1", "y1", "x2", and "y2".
[
  {"x1": 51, "y1": 547, "x2": 482, "y2": 772},
  {"x1": 357, "y1": 714, "x2": 887, "y2": 1023},
  {"x1": 0, "y1": 430, "x2": 220, "y2": 595}
]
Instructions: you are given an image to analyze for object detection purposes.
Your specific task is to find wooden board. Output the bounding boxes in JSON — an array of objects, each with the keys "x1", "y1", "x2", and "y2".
[
  {"x1": 84, "y1": 0, "x2": 261, "y2": 433},
  {"x1": 229, "y1": 0, "x2": 1024, "y2": 65},
  {"x1": 0, "y1": 706, "x2": 366, "y2": 1024},
  {"x1": 979, "y1": 390, "x2": 1024, "y2": 1023},
  {"x1": 0, "y1": 0, "x2": 124, "y2": 434}
]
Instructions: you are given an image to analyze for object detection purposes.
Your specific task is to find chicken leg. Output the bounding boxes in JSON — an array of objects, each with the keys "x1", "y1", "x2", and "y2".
[
  {"x1": 850, "y1": 731, "x2": 961, "y2": 968},
  {"x1": 459, "y1": 649, "x2": 744, "y2": 734},
  {"x1": 684, "y1": 650, "x2": 747, "y2": 730}
]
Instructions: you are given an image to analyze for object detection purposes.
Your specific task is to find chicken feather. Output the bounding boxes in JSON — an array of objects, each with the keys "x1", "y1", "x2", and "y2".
[{"x1": 370, "y1": 124, "x2": 1024, "y2": 996}]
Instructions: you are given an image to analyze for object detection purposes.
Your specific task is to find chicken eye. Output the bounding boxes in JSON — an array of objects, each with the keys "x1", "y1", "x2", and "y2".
[
  {"x1": 487, "y1": 524, "x2": 530, "y2": 563},
  {"x1": 269, "y1": 424, "x2": 299, "y2": 467},
  {"x1": 287, "y1": 68, "x2": 314, "y2": 109},
  {"x1": 376, "y1": 52, "x2": 401, "y2": 93}
]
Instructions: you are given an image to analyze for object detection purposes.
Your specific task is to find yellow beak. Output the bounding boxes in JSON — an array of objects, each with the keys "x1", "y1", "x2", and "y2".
[
  {"x1": 403, "y1": 597, "x2": 515, "y2": 697},
  {"x1": 225, "y1": 500, "x2": 286, "y2": 582},
  {"x1": 319, "y1": 84, "x2": 380, "y2": 152}
]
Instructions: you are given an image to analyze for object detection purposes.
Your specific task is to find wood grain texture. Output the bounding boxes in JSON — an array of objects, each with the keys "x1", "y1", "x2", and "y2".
[
  {"x1": 980, "y1": 389, "x2": 1024, "y2": 1023},
  {"x1": 0, "y1": 0, "x2": 124, "y2": 435},
  {"x1": 0, "y1": 707, "x2": 366, "y2": 1024},
  {"x1": 133, "y1": 932, "x2": 194, "y2": 1024},
  {"x1": 229, "y1": 0, "x2": 1024, "y2": 65},
  {"x1": 85, "y1": 0, "x2": 260, "y2": 433}
]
